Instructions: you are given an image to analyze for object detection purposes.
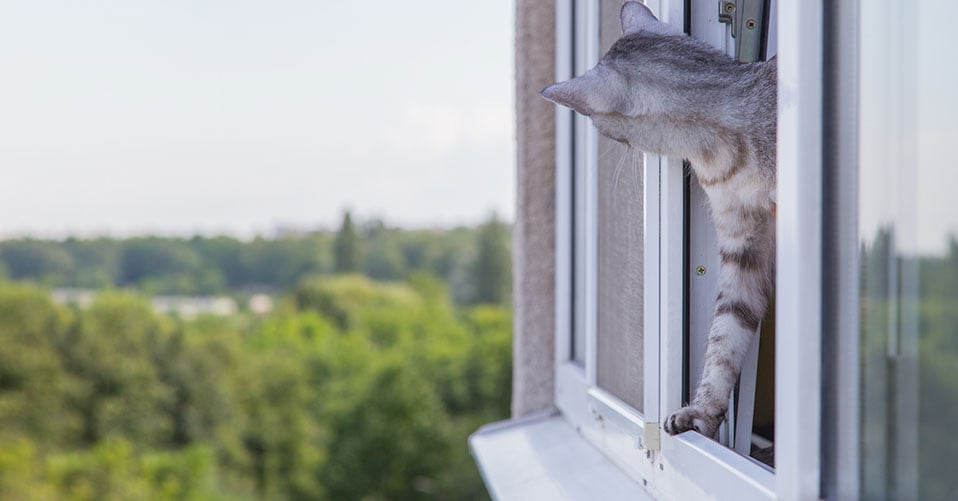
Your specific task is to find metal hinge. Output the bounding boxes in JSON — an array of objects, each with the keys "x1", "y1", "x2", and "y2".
[{"x1": 717, "y1": 0, "x2": 768, "y2": 63}]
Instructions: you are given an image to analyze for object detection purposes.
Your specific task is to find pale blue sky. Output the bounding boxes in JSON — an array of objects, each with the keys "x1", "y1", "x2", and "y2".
[
  {"x1": 0, "y1": 1, "x2": 515, "y2": 238},
  {"x1": 858, "y1": 0, "x2": 958, "y2": 255}
]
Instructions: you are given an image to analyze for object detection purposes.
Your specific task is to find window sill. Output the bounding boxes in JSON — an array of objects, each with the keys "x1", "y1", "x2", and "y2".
[{"x1": 469, "y1": 411, "x2": 656, "y2": 500}]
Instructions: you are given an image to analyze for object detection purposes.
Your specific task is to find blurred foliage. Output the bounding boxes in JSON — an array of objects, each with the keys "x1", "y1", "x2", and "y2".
[
  {"x1": 333, "y1": 212, "x2": 362, "y2": 275},
  {"x1": 0, "y1": 218, "x2": 513, "y2": 499},
  {"x1": 0, "y1": 216, "x2": 510, "y2": 305},
  {"x1": 470, "y1": 215, "x2": 511, "y2": 306},
  {"x1": 859, "y1": 230, "x2": 958, "y2": 499}
]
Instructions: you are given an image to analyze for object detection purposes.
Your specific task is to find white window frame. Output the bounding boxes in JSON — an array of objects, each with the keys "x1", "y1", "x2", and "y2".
[
  {"x1": 553, "y1": 1, "x2": 823, "y2": 499},
  {"x1": 775, "y1": 1, "x2": 823, "y2": 498}
]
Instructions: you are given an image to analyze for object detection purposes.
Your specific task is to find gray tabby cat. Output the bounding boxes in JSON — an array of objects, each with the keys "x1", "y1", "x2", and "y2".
[{"x1": 542, "y1": 1, "x2": 776, "y2": 438}]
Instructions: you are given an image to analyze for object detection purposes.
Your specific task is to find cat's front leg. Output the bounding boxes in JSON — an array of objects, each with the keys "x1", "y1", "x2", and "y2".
[
  {"x1": 664, "y1": 294, "x2": 766, "y2": 437},
  {"x1": 663, "y1": 312, "x2": 756, "y2": 438},
  {"x1": 662, "y1": 315, "x2": 755, "y2": 438},
  {"x1": 664, "y1": 218, "x2": 773, "y2": 438}
]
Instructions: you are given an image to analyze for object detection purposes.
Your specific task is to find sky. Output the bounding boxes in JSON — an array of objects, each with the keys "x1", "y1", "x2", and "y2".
[
  {"x1": 0, "y1": 1, "x2": 515, "y2": 238},
  {"x1": 858, "y1": 0, "x2": 958, "y2": 255}
]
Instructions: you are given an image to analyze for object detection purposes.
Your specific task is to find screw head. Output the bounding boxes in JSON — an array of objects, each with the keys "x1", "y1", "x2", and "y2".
[
  {"x1": 724, "y1": 2, "x2": 735, "y2": 14},
  {"x1": 696, "y1": 266, "x2": 707, "y2": 276},
  {"x1": 746, "y1": 18, "x2": 757, "y2": 29}
]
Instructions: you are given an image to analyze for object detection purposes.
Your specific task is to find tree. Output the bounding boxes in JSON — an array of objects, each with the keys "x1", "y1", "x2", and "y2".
[
  {"x1": 363, "y1": 222, "x2": 406, "y2": 281},
  {"x1": 319, "y1": 357, "x2": 451, "y2": 501},
  {"x1": 0, "y1": 218, "x2": 522, "y2": 499},
  {"x1": 470, "y1": 214, "x2": 511, "y2": 305},
  {"x1": 333, "y1": 211, "x2": 362, "y2": 274},
  {"x1": 0, "y1": 285, "x2": 76, "y2": 445},
  {"x1": 117, "y1": 238, "x2": 204, "y2": 292},
  {"x1": 0, "y1": 240, "x2": 75, "y2": 285},
  {"x1": 58, "y1": 293, "x2": 174, "y2": 446}
]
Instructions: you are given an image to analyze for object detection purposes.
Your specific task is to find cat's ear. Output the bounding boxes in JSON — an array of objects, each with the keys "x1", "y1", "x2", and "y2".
[
  {"x1": 620, "y1": 1, "x2": 682, "y2": 36},
  {"x1": 541, "y1": 68, "x2": 628, "y2": 116}
]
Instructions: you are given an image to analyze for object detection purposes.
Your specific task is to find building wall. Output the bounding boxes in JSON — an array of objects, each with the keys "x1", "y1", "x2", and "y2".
[{"x1": 512, "y1": 0, "x2": 557, "y2": 417}]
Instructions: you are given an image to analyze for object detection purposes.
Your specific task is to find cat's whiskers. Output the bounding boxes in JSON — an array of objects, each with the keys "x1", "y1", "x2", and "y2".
[
  {"x1": 630, "y1": 148, "x2": 641, "y2": 199},
  {"x1": 611, "y1": 146, "x2": 629, "y2": 195},
  {"x1": 599, "y1": 143, "x2": 620, "y2": 162}
]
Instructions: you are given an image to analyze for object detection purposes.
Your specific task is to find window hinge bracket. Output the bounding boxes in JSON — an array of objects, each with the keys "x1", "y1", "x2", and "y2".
[{"x1": 717, "y1": 0, "x2": 768, "y2": 63}]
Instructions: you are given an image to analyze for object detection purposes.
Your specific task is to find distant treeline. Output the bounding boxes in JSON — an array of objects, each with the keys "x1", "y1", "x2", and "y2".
[{"x1": 0, "y1": 213, "x2": 512, "y2": 306}]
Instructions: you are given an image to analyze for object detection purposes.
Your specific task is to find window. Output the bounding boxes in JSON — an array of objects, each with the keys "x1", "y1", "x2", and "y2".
[
  {"x1": 554, "y1": 1, "x2": 793, "y2": 498},
  {"x1": 476, "y1": 1, "x2": 833, "y2": 499},
  {"x1": 855, "y1": 0, "x2": 958, "y2": 498},
  {"x1": 560, "y1": 0, "x2": 660, "y2": 437},
  {"x1": 481, "y1": 0, "x2": 958, "y2": 499},
  {"x1": 595, "y1": 0, "x2": 646, "y2": 413}
]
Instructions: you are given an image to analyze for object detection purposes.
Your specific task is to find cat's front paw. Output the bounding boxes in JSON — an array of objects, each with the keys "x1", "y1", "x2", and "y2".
[{"x1": 664, "y1": 406, "x2": 722, "y2": 438}]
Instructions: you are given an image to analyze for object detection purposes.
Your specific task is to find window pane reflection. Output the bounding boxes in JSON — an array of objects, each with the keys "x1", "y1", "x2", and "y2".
[{"x1": 859, "y1": 0, "x2": 958, "y2": 498}]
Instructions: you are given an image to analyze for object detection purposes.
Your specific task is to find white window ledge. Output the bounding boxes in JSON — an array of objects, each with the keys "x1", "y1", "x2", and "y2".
[{"x1": 469, "y1": 412, "x2": 656, "y2": 501}]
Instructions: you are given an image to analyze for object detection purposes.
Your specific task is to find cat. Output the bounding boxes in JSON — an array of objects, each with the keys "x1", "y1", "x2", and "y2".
[{"x1": 541, "y1": 1, "x2": 776, "y2": 439}]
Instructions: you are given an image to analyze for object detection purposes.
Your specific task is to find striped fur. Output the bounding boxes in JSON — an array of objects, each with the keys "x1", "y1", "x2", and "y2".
[{"x1": 542, "y1": 2, "x2": 776, "y2": 438}]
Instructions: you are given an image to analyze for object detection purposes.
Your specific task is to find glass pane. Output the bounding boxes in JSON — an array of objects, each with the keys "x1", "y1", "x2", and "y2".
[
  {"x1": 858, "y1": 0, "x2": 958, "y2": 498},
  {"x1": 595, "y1": 0, "x2": 644, "y2": 411}
]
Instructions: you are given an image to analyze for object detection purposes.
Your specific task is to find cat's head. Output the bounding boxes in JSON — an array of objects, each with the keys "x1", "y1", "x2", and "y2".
[{"x1": 541, "y1": 2, "x2": 684, "y2": 143}]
